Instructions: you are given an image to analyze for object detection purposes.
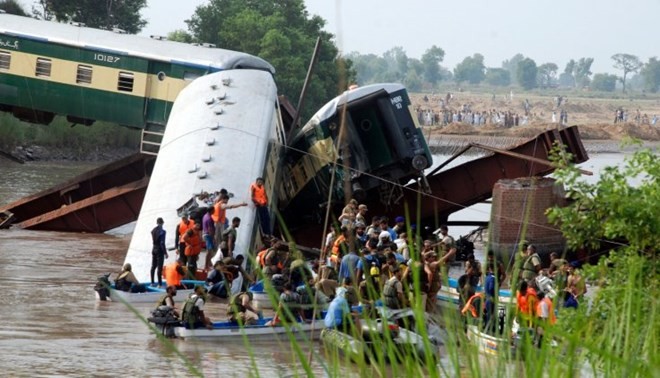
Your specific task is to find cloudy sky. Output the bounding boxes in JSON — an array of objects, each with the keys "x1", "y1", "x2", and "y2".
[{"x1": 20, "y1": 0, "x2": 660, "y2": 75}]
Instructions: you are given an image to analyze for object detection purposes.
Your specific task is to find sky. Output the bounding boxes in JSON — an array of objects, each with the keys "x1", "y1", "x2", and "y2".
[{"x1": 20, "y1": 0, "x2": 660, "y2": 75}]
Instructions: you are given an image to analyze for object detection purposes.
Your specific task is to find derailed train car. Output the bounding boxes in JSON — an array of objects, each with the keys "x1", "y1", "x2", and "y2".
[{"x1": 278, "y1": 83, "x2": 432, "y2": 229}]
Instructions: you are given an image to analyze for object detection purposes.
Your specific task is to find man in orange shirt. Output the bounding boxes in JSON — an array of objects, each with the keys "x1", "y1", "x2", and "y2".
[
  {"x1": 183, "y1": 223, "x2": 203, "y2": 277},
  {"x1": 250, "y1": 177, "x2": 271, "y2": 236},
  {"x1": 175, "y1": 213, "x2": 195, "y2": 265}
]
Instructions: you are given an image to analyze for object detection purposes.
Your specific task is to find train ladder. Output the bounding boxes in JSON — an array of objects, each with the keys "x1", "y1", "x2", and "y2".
[{"x1": 140, "y1": 123, "x2": 165, "y2": 155}]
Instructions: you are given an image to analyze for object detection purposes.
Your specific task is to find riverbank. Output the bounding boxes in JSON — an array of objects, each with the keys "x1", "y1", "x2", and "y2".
[{"x1": 4, "y1": 145, "x2": 138, "y2": 162}]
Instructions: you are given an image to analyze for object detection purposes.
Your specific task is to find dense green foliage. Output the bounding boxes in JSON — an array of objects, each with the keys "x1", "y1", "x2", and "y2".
[
  {"x1": 453, "y1": 53, "x2": 486, "y2": 84},
  {"x1": 591, "y1": 73, "x2": 618, "y2": 92},
  {"x1": 32, "y1": 0, "x2": 147, "y2": 33},
  {"x1": 484, "y1": 68, "x2": 511, "y2": 86},
  {"x1": 185, "y1": 0, "x2": 354, "y2": 121},
  {"x1": 612, "y1": 53, "x2": 642, "y2": 93},
  {"x1": 0, "y1": 113, "x2": 140, "y2": 152},
  {"x1": 516, "y1": 57, "x2": 538, "y2": 90},
  {"x1": 546, "y1": 146, "x2": 659, "y2": 376},
  {"x1": 537, "y1": 63, "x2": 558, "y2": 88},
  {"x1": 0, "y1": 0, "x2": 27, "y2": 15}
]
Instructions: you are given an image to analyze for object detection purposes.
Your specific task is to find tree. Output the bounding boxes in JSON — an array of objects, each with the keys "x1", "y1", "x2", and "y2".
[
  {"x1": 167, "y1": 30, "x2": 193, "y2": 43},
  {"x1": 611, "y1": 53, "x2": 642, "y2": 93},
  {"x1": 420, "y1": 45, "x2": 445, "y2": 85},
  {"x1": 33, "y1": 0, "x2": 147, "y2": 33},
  {"x1": 0, "y1": 0, "x2": 28, "y2": 15},
  {"x1": 516, "y1": 57, "x2": 538, "y2": 90},
  {"x1": 537, "y1": 62, "x2": 558, "y2": 88},
  {"x1": 502, "y1": 53, "x2": 525, "y2": 81},
  {"x1": 590, "y1": 73, "x2": 617, "y2": 92},
  {"x1": 382, "y1": 46, "x2": 409, "y2": 82},
  {"x1": 186, "y1": 0, "x2": 355, "y2": 120},
  {"x1": 561, "y1": 59, "x2": 577, "y2": 87},
  {"x1": 640, "y1": 57, "x2": 660, "y2": 93},
  {"x1": 547, "y1": 147, "x2": 658, "y2": 377},
  {"x1": 453, "y1": 53, "x2": 486, "y2": 84},
  {"x1": 484, "y1": 67, "x2": 511, "y2": 86},
  {"x1": 574, "y1": 57, "x2": 594, "y2": 88}
]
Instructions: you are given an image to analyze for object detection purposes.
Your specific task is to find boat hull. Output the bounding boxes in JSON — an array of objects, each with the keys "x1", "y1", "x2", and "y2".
[
  {"x1": 466, "y1": 324, "x2": 515, "y2": 357},
  {"x1": 95, "y1": 280, "x2": 206, "y2": 303},
  {"x1": 173, "y1": 318, "x2": 326, "y2": 341}
]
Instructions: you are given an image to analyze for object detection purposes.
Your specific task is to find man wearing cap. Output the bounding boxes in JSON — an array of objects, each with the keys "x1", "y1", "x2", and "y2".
[
  {"x1": 393, "y1": 216, "x2": 406, "y2": 237},
  {"x1": 150, "y1": 217, "x2": 168, "y2": 287},
  {"x1": 521, "y1": 244, "x2": 542, "y2": 282}
]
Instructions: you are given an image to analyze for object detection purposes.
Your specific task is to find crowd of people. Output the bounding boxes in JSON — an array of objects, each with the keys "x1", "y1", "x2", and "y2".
[{"x1": 118, "y1": 185, "x2": 588, "y2": 340}]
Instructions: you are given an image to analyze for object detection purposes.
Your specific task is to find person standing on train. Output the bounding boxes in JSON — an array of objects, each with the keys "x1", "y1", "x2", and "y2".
[{"x1": 250, "y1": 177, "x2": 271, "y2": 236}]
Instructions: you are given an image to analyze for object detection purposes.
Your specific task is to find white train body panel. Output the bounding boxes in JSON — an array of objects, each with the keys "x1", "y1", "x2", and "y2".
[{"x1": 124, "y1": 69, "x2": 282, "y2": 282}]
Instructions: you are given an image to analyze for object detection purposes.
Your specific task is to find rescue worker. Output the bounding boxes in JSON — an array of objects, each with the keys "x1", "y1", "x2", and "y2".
[
  {"x1": 227, "y1": 291, "x2": 260, "y2": 325},
  {"x1": 183, "y1": 223, "x2": 203, "y2": 277},
  {"x1": 174, "y1": 214, "x2": 195, "y2": 266},
  {"x1": 329, "y1": 226, "x2": 349, "y2": 268},
  {"x1": 219, "y1": 216, "x2": 241, "y2": 259},
  {"x1": 115, "y1": 263, "x2": 146, "y2": 293},
  {"x1": 250, "y1": 177, "x2": 271, "y2": 236},
  {"x1": 521, "y1": 244, "x2": 542, "y2": 283},
  {"x1": 150, "y1": 217, "x2": 167, "y2": 287},
  {"x1": 181, "y1": 285, "x2": 213, "y2": 329},
  {"x1": 516, "y1": 280, "x2": 539, "y2": 327},
  {"x1": 382, "y1": 263, "x2": 407, "y2": 310},
  {"x1": 163, "y1": 258, "x2": 187, "y2": 289},
  {"x1": 206, "y1": 260, "x2": 231, "y2": 298},
  {"x1": 158, "y1": 285, "x2": 180, "y2": 318}
]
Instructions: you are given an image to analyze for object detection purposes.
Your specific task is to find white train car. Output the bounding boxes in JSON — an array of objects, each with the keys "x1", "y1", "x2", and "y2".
[{"x1": 124, "y1": 68, "x2": 285, "y2": 283}]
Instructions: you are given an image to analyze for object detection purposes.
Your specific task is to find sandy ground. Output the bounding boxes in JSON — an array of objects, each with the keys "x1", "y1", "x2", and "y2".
[{"x1": 411, "y1": 91, "x2": 660, "y2": 143}]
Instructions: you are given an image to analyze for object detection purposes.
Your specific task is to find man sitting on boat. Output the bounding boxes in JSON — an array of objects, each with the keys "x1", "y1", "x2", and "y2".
[
  {"x1": 227, "y1": 291, "x2": 260, "y2": 326},
  {"x1": 115, "y1": 263, "x2": 146, "y2": 293},
  {"x1": 270, "y1": 282, "x2": 303, "y2": 325},
  {"x1": 158, "y1": 286, "x2": 180, "y2": 319},
  {"x1": 181, "y1": 285, "x2": 213, "y2": 330},
  {"x1": 207, "y1": 260, "x2": 231, "y2": 298},
  {"x1": 163, "y1": 258, "x2": 188, "y2": 289},
  {"x1": 324, "y1": 287, "x2": 361, "y2": 333}
]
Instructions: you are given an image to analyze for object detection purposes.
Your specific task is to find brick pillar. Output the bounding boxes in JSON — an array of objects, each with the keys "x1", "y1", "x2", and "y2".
[{"x1": 489, "y1": 177, "x2": 566, "y2": 263}]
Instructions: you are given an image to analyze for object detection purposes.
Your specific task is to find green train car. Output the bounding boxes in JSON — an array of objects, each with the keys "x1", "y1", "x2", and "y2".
[
  {"x1": 279, "y1": 83, "x2": 433, "y2": 229},
  {"x1": 0, "y1": 14, "x2": 274, "y2": 129}
]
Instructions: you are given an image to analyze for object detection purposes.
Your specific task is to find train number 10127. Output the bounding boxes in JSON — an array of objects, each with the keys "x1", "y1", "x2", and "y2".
[{"x1": 94, "y1": 53, "x2": 120, "y2": 63}]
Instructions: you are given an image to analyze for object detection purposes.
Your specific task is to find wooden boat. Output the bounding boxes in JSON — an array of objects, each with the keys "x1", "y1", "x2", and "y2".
[
  {"x1": 95, "y1": 279, "x2": 206, "y2": 303},
  {"x1": 173, "y1": 318, "x2": 326, "y2": 341}
]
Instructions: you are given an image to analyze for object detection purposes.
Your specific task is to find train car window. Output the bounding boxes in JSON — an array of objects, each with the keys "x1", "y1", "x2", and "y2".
[
  {"x1": 35, "y1": 57, "x2": 52, "y2": 77},
  {"x1": 0, "y1": 51, "x2": 10, "y2": 70},
  {"x1": 183, "y1": 71, "x2": 201, "y2": 81},
  {"x1": 76, "y1": 65, "x2": 93, "y2": 84},
  {"x1": 117, "y1": 71, "x2": 134, "y2": 92}
]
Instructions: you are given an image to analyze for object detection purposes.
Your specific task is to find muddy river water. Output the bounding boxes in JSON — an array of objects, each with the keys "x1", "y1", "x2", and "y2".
[{"x1": 0, "y1": 152, "x2": 631, "y2": 376}]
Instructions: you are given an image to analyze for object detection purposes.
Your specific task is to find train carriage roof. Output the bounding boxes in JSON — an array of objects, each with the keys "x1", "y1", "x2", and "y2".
[
  {"x1": 300, "y1": 83, "x2": 405, "y2": 132},
  {"x1": 0, "y1": 14, "x2": 275, "y2": 73}
]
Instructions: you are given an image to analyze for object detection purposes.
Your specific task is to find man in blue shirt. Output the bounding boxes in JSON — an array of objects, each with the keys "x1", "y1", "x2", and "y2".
[
  {"x1": 324, "y1": 287, "x2": 360, "y2": 332},
  {"x1": 338, "y1": 248, "x2": 360, "y2": 282}
]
